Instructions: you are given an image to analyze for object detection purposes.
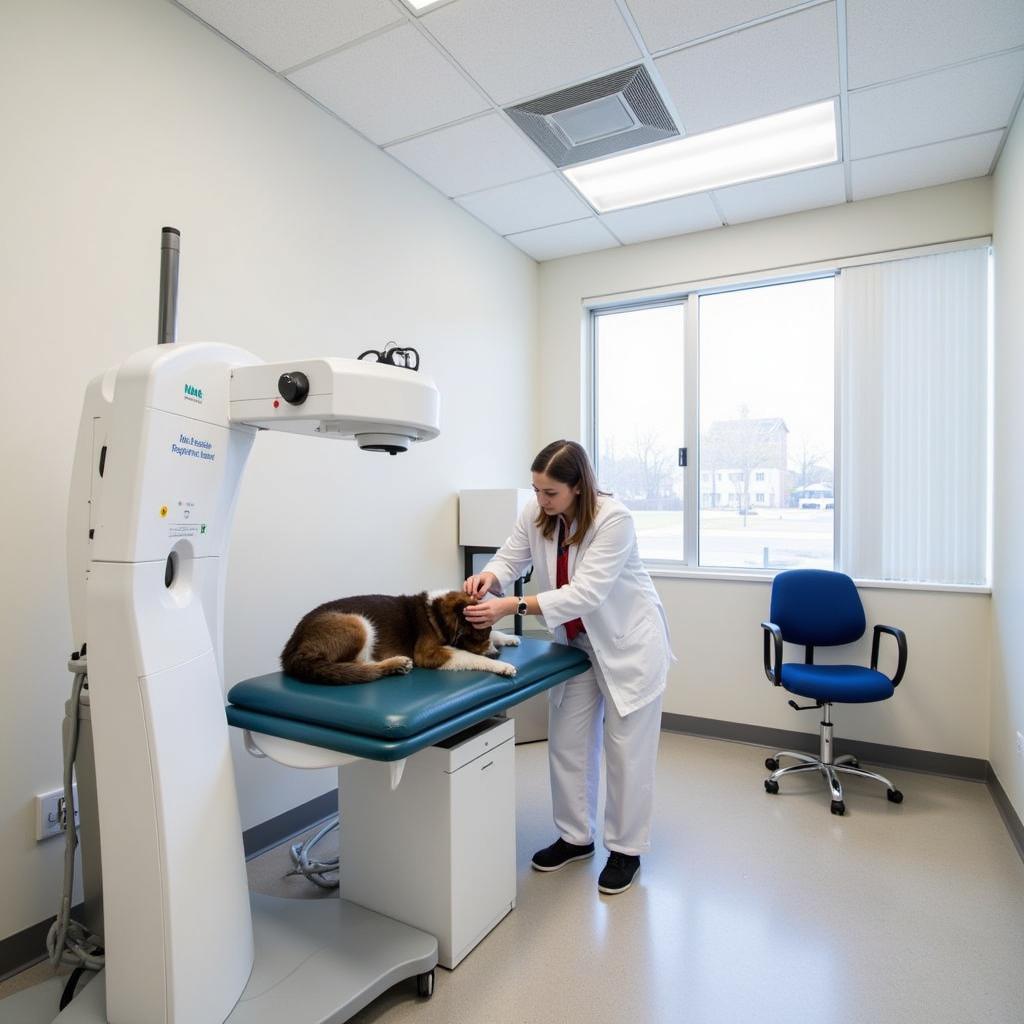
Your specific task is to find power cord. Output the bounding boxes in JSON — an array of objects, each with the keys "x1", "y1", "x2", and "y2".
[
  {"x1": 357, "y1": 342, "x2": 420, "y2": 371},
  {"x1": 286, "y1": 816, "x2": 340, "y2": 889},
  {"x1": 47, "y1": 659, "x2": 105, "y2": 995}
]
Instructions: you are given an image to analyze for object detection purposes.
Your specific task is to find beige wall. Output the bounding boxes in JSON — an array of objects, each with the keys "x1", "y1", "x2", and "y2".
[
  {"x1": 538, "y1": 179, "x2": 995, "y2": 756},
  {"x1": 0, "y1": 0, "x2": 537, "y2": 941},
  {"x1": 991, "y1": 110, "x2": 1024, "y2": 821}
]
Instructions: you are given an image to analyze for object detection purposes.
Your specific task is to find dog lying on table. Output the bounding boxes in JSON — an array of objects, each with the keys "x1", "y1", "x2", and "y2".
[{"x1": 281, "y1": 590, "x2": 520, "y2": 684}]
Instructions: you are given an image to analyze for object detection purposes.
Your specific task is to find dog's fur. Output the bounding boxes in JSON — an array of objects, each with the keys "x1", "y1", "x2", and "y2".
[{"x1": 281, "y1": 590, "x2": 520, "y2": 685}]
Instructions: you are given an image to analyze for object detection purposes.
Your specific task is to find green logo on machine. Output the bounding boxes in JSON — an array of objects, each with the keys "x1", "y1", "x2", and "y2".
[{"x1": 184, "y1": 383, "x2": 204, "y2": 403}]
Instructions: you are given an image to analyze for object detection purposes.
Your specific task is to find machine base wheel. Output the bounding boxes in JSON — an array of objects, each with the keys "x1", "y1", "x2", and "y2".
[
  {"x1": 417, "y1": 970, "x2": 435, "y2": 998},
  {"x1": 830, "y1": 800, "x2": 845, "y2": 816},
  {"x1": 765, "y1": 757, "x2": 779, "y2": 771},
  {"x1": 764, "y1": 779, "x2": 779, "y2": 794}
]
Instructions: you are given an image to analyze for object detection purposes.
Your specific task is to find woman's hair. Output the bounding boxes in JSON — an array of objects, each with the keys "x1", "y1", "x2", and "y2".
[{"x1": 531, "y1": 440, "x2": 608, "y2": 547}]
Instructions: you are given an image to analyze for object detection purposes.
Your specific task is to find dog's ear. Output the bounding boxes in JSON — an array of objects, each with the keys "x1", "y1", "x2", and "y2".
[{"x1": 433, "y1": 592, "x2": 465, "y2": 643}]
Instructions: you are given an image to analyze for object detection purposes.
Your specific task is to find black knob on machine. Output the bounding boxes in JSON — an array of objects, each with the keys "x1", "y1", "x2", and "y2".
[{"x1": 278, "y1": 371, "x2": 309, "y2": 405}]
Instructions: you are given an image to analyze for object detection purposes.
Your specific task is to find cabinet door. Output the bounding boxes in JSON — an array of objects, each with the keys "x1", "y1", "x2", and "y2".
[{"x1": 449, "y1": 741, "x2": 516, "y2": 960}]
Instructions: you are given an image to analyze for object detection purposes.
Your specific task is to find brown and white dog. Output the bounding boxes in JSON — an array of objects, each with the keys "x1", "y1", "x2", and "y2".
[{"x1": 280, "y1": 590, "x2": 520, "y2": 685}]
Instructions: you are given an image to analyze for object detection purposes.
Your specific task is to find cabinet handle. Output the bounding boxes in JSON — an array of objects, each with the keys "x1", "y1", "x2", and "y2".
[{"x1": 480, "y1": 761, "x2": 493, "y2": 771}]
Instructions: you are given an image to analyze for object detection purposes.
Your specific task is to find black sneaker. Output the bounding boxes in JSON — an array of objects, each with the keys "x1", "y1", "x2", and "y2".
[
  {"x1": 531, "y1": 838, "x2": 595, "y2": 872},
  {"x1": 598, "y1": 852, "x2": 641, "y2": 894}
]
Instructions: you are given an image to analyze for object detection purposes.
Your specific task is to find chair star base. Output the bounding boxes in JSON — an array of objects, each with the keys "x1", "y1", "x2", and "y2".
[{"x1": 762, "y1": 705, "x2": 904, "y2": 815}]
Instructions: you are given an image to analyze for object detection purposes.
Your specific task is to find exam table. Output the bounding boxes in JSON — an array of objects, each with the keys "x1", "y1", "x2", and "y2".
[
  {"x1": 226, "y1": 636, "x2": 589, "y2": 769},
  {"x1": 225, "y1": 637, "x2": 590, "y2": 995}
]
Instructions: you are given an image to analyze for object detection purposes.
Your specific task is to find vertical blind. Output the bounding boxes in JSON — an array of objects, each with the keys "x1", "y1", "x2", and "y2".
[{"x1": 837, "y1": 247, "x2": 990, "y2": 584}]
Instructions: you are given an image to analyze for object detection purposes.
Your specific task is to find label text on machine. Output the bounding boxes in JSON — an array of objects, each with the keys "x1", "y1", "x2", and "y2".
[{"x1": 170, "y1": 433, "x2": 216, "y2": 461}]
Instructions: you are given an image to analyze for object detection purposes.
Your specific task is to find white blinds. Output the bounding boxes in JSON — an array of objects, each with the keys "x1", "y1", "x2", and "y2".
[{"x1": 837, "y1": 247, "x2": 990, "y2": 584}]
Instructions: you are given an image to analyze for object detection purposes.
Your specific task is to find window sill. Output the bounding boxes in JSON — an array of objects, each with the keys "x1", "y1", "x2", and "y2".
[{"x1": 645, "y1": 565, "x2": 991, "y2": 595}]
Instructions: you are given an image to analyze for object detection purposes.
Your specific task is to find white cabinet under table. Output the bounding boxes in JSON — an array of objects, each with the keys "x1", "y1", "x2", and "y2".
[{"x1": 338, "y1": 716, "x2": 516, "y2": 969}]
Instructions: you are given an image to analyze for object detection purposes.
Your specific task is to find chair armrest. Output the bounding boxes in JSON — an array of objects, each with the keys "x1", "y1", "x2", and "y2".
[
  {"x1": 871, "y1": 624, "x2": 907, "y2": 687},
  {"x1": 761, "y1": 621, "x2": 783, "y2": 685}
]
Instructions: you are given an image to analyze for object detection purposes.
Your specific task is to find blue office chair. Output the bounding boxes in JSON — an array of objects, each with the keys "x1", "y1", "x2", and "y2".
[{"x1": 760, "y1": 569, "x2": 907, "y2": 816}]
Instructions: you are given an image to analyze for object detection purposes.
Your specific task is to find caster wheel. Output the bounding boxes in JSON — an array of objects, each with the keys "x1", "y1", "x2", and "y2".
[
  {"x1": 417, "y1": 970, "x2": 435, "y2": 998},
  {"x1": 764, "y1": 779, "x2": 779, "y2": 795},
  {"x1": 830, "y1": 800, "x2": 845, "y2": 816},
  {"x1": 887, "y1": 789, "x2": 903, "y2": 804},
  {"x1": 765, "y1": 757, "x2": 779, "y2": 771}
]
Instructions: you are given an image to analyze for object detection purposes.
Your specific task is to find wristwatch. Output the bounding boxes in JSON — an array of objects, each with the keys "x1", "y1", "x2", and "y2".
[{"x1": 515, "y1": 599, "x2": 528, "y2": 616}]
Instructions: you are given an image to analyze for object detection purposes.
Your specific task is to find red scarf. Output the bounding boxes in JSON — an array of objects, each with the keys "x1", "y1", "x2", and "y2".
[{"x1": 557, "y1": 516, "x2": 585, "y2": 642}]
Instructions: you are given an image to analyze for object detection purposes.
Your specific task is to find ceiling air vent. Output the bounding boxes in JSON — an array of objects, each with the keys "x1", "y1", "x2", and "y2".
[{"x1": 505, "y1": 65, "x2": 678, "y2": 168}]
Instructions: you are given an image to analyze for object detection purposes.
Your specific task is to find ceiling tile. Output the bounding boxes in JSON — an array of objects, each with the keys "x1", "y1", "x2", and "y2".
[
  {"x1": 850, "y1": 131, "x2": 1003, "y2": 200},
  {"x1": 849, "y1": 51, "x2": 1024, "y2": 159},
  {"x1": 847, "y1": 0, "x2": 1024, "y2": 89},
  {"x1": 420, "y1": 0, "x2": 641, "y2": 105},
  {"x1": 455, "y1": 174, "x2": 594, "y2": 235},
  {"x1": 287, "y1": 23, "x2": 489, "y2": 145},
  {"x1": 655, "y1": 3, "x2": 839, "y2": 134},
  {"x1": 714, "y1": 163, "x2": 847, "y2": 223},
  {"x1": 599, "y1": 193, "x2": 722, "y2": 244},
  {"x1": 385, "y1": 114, "x2": 552, "y2": 197},
  {"x1": 505, "y1": 219, "x2": 620, "y2": 261},
  {"x1": 625, "y1": 0, "x2": 804, "y2": 53},
  {"x1": 178, "y1": 0, "x2": 403, "y2": 73}
]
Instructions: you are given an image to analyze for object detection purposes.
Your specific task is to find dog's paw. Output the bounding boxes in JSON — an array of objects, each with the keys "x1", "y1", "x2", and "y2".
[
  {"x1": 494, "y1": 662, "x2": 517, "y2": 677},
  {"x1": 390, "y1": 657, "x2": 414, "y2": 675},
  {"x1": 490, "y1": 630, "x2": 521, "y2": 647}
]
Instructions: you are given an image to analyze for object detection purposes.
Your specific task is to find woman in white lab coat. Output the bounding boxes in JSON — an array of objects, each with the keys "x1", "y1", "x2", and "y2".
[{"x1": 464, "y1": 440, "x2": 673, "y2": 895}]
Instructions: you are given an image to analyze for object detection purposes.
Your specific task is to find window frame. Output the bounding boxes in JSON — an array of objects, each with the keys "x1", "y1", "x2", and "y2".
[{"x1": 584, "y1": 236, "x2": 993, "y2": 593}]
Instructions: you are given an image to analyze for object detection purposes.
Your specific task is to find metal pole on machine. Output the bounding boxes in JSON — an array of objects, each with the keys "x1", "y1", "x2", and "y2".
[{"x1": 158, "y1": 226, "x2": 180, "y2": 345}]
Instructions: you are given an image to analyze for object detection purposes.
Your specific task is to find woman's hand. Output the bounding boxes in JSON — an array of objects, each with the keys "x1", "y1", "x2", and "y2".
[
  {"x1": 464, "y1": 571, "x2": 499, "y2": 599},
  {"x1": 463, "y1": 596, "x2": 516, "y2": 629}
]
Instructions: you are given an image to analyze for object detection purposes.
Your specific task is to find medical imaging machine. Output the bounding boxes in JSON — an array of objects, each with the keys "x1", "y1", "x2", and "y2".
[{"x1": 52, "y1": 230, "x2": 587, "y2": 1024}]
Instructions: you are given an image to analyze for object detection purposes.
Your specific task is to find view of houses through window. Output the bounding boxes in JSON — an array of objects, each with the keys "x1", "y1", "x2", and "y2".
[
  {"x1": 593, "y1": 276, "x2": 835, "y2": 570},
  {"x1": 698, "y1": 276, "x2": 834, "y2": 569}
]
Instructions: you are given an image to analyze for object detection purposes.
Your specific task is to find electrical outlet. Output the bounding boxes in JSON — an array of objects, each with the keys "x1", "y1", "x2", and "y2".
[
  {"x1": 35, "y1": 786, "x2": 78, "y2": 841},
  {"x1": 1016, "y1": 731, "x2": 1024, "y2": 758}
]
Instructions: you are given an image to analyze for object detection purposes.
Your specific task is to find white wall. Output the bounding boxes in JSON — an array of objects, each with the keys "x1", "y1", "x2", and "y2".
[
  {"x1": 538, "y1": 180, "x2": 994, "y2": 756},
  {"x1": 0, "y1": 0, "x2": 537, "y2": 941},
  {"x1": 991, "y1": 110, "x2": 1024, "y2": 821}
]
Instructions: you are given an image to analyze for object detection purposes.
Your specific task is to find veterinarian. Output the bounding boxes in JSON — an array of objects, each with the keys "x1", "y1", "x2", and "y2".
[{"x1": 463, "y1": 439, "x2": 673, "y2": 895}]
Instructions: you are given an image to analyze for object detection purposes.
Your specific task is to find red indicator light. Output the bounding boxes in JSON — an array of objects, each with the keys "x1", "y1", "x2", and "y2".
[{"x1": 273, "y1": 399, "x2": 280, "y2": 408}]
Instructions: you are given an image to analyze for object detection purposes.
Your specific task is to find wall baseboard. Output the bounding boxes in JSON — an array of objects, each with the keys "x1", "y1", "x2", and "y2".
[
  {"x1": 986, "y1": 766, "x2": 1024, "y2": 863},
  {"x1": 242, "y1": 789, "x2": 338, "y2": 861},
  {"x1": 661, "y1": 712, "x2": 989, "y2": 780}
]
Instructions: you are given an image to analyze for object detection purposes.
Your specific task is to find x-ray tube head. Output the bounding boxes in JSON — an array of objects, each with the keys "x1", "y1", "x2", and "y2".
[{"x1": 229, "y1": 358, "x2": 440, "y2": 447}]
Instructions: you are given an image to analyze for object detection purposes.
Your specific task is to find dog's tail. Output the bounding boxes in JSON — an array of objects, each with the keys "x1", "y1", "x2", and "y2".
[{"x1": 281, "y1": 649, "x2": 389, "y2": 685}]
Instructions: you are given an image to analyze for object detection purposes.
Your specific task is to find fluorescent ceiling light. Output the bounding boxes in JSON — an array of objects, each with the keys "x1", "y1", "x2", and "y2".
[
  {"x1": 564, "y1": 100, "x2": 839, "y2": 213},
  {"x1": 401, "y1": 0, "x2": 450, "y2": 12}
]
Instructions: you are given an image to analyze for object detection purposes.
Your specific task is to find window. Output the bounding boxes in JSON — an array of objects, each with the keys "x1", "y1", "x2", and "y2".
[
  {"x1": 589, "y1": 243, "x2": 991, "y2": 586},
  {"x1": 699, "y1": 277, "x2": 834, "y2": 570},
  {"x1": 593, "y1": 302, "x2": 686, "y2": 561}
]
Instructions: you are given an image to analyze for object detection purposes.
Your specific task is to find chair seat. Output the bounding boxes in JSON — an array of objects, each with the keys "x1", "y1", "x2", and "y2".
[{"x1": 780, "y1": 663, "x2": 895, "y2": 704}]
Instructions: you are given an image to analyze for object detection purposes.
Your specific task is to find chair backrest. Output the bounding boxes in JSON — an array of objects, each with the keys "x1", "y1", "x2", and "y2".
[{"x1": 769, "y1": 570, "x2": 865, "y2": 647}]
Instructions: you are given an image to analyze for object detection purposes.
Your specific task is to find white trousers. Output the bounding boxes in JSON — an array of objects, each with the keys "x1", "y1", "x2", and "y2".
[{"x1": 548, "y1": 636, "x2": 663, "y2": 856}]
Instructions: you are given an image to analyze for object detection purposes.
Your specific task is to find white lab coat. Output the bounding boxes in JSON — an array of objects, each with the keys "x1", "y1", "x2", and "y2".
[{"x1": 483, "y1": 496, "x2": 674, "y2": 717}]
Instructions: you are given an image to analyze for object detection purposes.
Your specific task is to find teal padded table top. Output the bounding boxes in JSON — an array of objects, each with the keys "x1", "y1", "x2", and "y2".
[{"x1": 225, "y1": 638, "x2": 589, "y2": 761}]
